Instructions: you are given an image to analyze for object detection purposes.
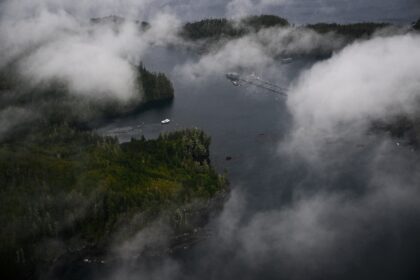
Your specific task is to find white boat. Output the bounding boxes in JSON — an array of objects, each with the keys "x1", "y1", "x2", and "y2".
[{"x1": 161, "y1": 119, "x2": 170, "y2": 124}]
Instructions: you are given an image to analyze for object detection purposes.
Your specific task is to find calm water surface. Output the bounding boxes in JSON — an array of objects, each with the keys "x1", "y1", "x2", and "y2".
[
  {"x1": 99, "y1": 47, "x2": 312, "y2": 211},
  {"x1": 90, "y1": 3, "x2": 420, "y2": 277},
  {"x1": 91, "y1": 41, "x2": 420, "y2": 279}
]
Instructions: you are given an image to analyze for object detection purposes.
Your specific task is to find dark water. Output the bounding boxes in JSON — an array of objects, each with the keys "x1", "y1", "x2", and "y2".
[
  {"x1": 92, "y1": 41, "x2": 420, "y2": 280},
  {"x1": 99, "y1": 48, "x2": 310, "y2": 211},
  {"x1": 92, "y1": 3, "x2": 420, "y2": 277}
]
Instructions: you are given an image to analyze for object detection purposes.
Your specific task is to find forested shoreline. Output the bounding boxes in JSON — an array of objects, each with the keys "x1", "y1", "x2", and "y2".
[
  {"x1": 180, "y1": 15, "x2": 408, "y2": 42},
  {"x1": 0, "y1": 55, "x2": 224, "y2": 279},
  {"x1": 0, "y1": 124, "x2": 227, "y2": 279},
  {"x1": 1, "y1": 13, "x2": 419, "y2": 280}
]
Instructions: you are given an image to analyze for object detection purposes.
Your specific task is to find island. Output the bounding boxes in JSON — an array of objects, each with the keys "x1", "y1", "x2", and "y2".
[
  {"x1": 1, "y1": 13, "x2": 418, "y2": 280},
  {"x1": 179, "y1": 15, "x2": 407, "y2": 57},
  {"x1": 181, "y1": 15, "x2": 290, "y2": 41},
  {"x1": 181, "y1": 15, "x2": 393, "y2": 41},
  {"x1": 0, "y1": 55, "x2": 225, "y2": 279}
]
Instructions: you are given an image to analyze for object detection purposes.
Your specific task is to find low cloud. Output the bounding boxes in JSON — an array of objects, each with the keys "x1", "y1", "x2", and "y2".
[
  {"x1": 2, "y1": 2, "x2": 420, "y2": 279},
  {"x1": 175, "y1": 25, "x2": 345, "y2": 84},
  {"x1": 19, "y1": 32, "x2": 138, "y2": 100},
  {"x1": 188, "y1": 136, "x2": 420, "y2": 280},
  {"x1": 156, "y1": 31, "x2": 420, "y2": 280},
  {"x1": 0, "y1": 2, "x2": 182, "y2": 102},
  {"x1": 284, "y1": 34, "x2": 420, "y2": 161},
  {"x1": 176, "y1": 36, "x2": 273, "y2": 81}
]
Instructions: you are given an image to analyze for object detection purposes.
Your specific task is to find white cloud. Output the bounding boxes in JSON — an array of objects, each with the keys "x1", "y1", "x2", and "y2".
[
  {"x1": 285, "y1": 34, "x2": 420, "y2": 160},
  {"x1": 0, "y1": 2, "x2": 183, "y2": 101},
  {"x1": 176, "y1": 36, "x2": 272, "y2": 81},
  {"x1": 174, "y1": 24, "x2": 346, "y2": 87}
]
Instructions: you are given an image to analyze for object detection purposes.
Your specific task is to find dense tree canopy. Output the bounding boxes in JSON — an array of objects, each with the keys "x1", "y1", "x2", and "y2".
[
  {"x1": 0, "y1": 55, "x2": 222, "y2": 279},
  {"x1": 0, "y1": 124, "x2": 226, "y2": 279},
  {"x1": 138, "y1": 63, "x2": 174, "y2": 103},
  {"x1": 306, "y1": 22, "x2": 389, "y2": 39},
  {"x1": 180, "y1": 15, "x2": 392, "y2": 42},
  {"x1": 181, "y1": 15, "x2": 289, "y2": 40}
]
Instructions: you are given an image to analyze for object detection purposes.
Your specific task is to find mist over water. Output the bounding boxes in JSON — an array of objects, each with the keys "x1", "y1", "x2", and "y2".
[
  {"x1": 1, "y1": 0, "x2": 420, "y2": 279},
  {"x1": 97, "y1": 39, "x2": 420, "y2": 279}
]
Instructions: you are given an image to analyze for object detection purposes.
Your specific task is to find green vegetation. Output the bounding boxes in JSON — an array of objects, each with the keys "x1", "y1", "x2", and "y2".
[
  {"x1": 182, "y1": 18, "x2": 240, "y2": 40},
  {"x1": 181, "y1": 15, "x2": 392, "y2": 42},
  {"x1": 0, "y1": 15, "x2": 406, "y2": 279},
  {"x1": 0, "y1": 124, "x2": 227, "y2": 279},
  {"x1": 138, "y1": 63, "x2": 174, "y2": 103},
  {"x1": 306, "y1": 22, "x2": 390, "y2": 39},
  {"x1": 180, "y1": 16, "x2": 400, "y2": 57},
  {"x1": 0, "y1": 56, "x2": 218, "y2": 279},
  {"x1": 181, "y1": 15, "x2": 289, "y2": 40},
  {"x1": 242, "y1": 15, "x2": 289, "y2": 30}
]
